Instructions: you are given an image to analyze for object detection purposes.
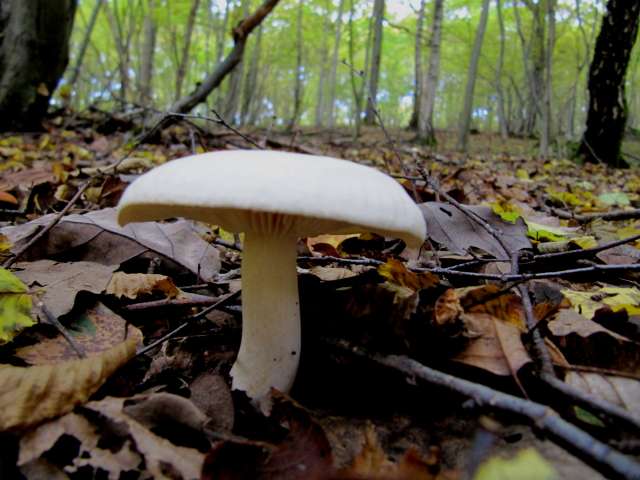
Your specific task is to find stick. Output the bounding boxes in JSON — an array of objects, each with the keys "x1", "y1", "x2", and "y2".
[{"x1": 332, "y1": 341, "x2": 640, "y2": 480}]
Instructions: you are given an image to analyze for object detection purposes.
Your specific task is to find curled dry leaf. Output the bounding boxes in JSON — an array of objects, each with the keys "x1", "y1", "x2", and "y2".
[
  {"x1": 378, "y1": 258, "x2": 439, "y2": 292},
  {"x1": 454, "y1": 313, "x2": 531, "y2": 377},
  {"x1": 18, "y1": 395, "x2": 205, "y2": 480},
  {"x1": 433, "y1": 289, "x2": 464, "y2": 327},
  {"x1": 106, "y1": 272, "x2": 180, "y2": 299},
  {"x1": 0, "y1": 334, "x2": 139, "y2": 431}
]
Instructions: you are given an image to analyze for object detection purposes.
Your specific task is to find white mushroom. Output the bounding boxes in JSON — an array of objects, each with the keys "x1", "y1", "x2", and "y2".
[{"x1": 117, "y1": 150, "x2": 426, "y2": 411}]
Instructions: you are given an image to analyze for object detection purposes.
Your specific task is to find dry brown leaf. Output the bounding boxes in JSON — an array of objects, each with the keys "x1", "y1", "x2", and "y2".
[
  {"x1": 434, "y1": 289, "x2": 464, "y2": 326},
  {"x1": 16, "y1": 302, "x2": 142, "y2": 365},
  {"x1": 460, "y1": 285, "x2": 525, "y2": 330},
  {"x1": 106, "y1": 272, "x2": 180, "y2": 299},
  {"x1": 15, "y1": 259, "x2": 117, "y2": 319},
  {"x1": 378, "y1": 258, "x2": 439, "y2": 292},
  {"x1": 548, "y1": 309, "x2": 629, "y2": 341},
  {"x1": 565, "y1": 372, "x2": 640, "y2": 422},
  {"x1": 454, "y1": 313, "x2": 531, "y2": 376},
  {"x1": 309, "y1": 266, "x2": 358, "y2": 281},
  {"x1": 18, "y1": 395, "x2": 205, "y2": 480},
  {"x1": 0, "y1": 335, "x2": 138, "y2": 431}
]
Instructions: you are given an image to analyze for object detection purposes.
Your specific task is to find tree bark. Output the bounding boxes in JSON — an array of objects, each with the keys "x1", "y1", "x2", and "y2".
[
  {"x1": 363, "y1": 0, "x2": 384, "y2": 125},
  {"x1": 456, "y1": 0, "x2": 490, "y2": 152},
  {"x1": 408, "y1": 0, "x2": 426, "y2": 130},
  {"x1": 224, "y1": 0, "x2": 251, "y2": 124},
  {"x1": 287, "y1": 0, "x2": 305, "y2": 131},
  {"x1": 164, "y1": 0, "x2": 280, "y2": 118},
  {"x1": 139, "y1": 0, "x2": 157, "y2": 107},
  {"x1": 577, "y1": 0, "x2": 640, "y2": 166},
  {"x1": 315, "y1": 0, "x2": 331, "y2": 126},
  {"x1": 417, "y1": 0, "x2": 444, "y2": 145},
  {"x1": 0, "y1": 0, "x2": 77, "y2": 131}
]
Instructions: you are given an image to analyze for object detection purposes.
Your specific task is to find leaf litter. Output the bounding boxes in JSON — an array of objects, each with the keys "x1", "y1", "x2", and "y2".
[{"x1": 0, "y1": 121, "x2": 640, "y2": 479}]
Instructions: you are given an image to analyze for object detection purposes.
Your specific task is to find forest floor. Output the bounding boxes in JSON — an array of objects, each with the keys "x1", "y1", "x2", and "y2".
[{"x1": 1, "y1": 112, "x2": 640, "y2": 479}]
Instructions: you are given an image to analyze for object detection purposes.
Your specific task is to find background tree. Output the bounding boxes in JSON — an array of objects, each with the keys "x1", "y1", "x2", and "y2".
[
  {"x1": 363, "y1": 0, "x2": 384, "y2": 125},
  {"x1": 577, "y1": 0, "x2": 640, "y2": 166},
  {"x1": 0, "y1": 0, "x2": 77, "y2": 130}
]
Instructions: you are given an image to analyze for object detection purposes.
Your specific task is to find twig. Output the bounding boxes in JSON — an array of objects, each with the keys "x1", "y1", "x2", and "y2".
[
  {"x1": 330, "y1": 340, "x2": 640, "y2": 480},
  {"x1": 135, "y1": 290, "x2": 240, "y2": 357},
  {"x1": 3, "y1": 182, "x2": 90, "y2": 268},
  {"x1": 554, "y1": 363, "x2": 640, "y2": 381},
  {"x1": 534, "y1": 233, "x2": 640, "y2": 261},
  {"x1": 297, "y1": 255, "x2": 384, "y2": 267},
  {"x1": 551, "y1": 207, "x2": 640, "y2": 222},
  {"x1": 123, "y1": 295, "x2": 219, "y2": 312},
  {"x1": 40, "y1": 303, "x2": 86, "y2": 359}
]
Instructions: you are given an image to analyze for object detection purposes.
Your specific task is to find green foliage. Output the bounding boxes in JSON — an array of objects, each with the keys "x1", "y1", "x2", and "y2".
[{"x1": 0, "y1": 267, "x2": 34, "y2": 344}]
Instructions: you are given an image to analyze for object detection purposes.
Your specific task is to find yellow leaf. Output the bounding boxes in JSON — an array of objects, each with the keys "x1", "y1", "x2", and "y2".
[
  {"x1": 0, "y1": 268, "x2": 34, "y2": 344},
  {"x1": 106, "y1": 272, "x2": 180, "y2": 299},
  {"x1": 562, "y1": 286, "x2": 640, "y2": 319},
  {"x1": 569, "y1": 236, "x2": 598, "y2": 249},
  {"x1": 0, "y1": 335, "x2": 138, "y2": 430},
  {"x1": 474, "y1": 449, "x2": 557, "y2": 480}
]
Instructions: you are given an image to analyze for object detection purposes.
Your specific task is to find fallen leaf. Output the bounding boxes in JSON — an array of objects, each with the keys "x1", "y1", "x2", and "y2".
[
  {"x1": 0, "y1": 335, "x2": 138, "y2": 430},
  {"x1": 18, "y1": 395, "x2": 205, "y2": 479},
  {"x1": 1, "y1": 208, "x2": 220, "y2": 281},
  {"x1": 547, "y1": 309, "x2": 629, "y2": 342},
  {"x1": 460, "y1": 285, "x2": 525, "y2": 330},
  {"x1": 106, "y1": 272, "x2": 180, "y2": 299},
  {"x1": 433, "y1": 289, "x2": 463, "y2": 327},
  {"x1": 419, "y1": 202, "x2": 531, "y2": 257},
  {"x1": 565, "y1": 372, "x2": 640, "y2": 422},
  {"x1": 14, "y1": 260, "x2": 116, "y2": 319},
  {"x1": 0, "y1": 267, "x2": 34, "y2": 344},
  {"x1": 309, "y1": 266, "x2": 357, "y2": 282},
  {"x1": 562, "y1": 286, "x2": 640, "y2": 319},
  {"x1": 474, "y1": 448, "x2": 557, "y2": 480},
  {"x1": 0, "y1": 191, "x2": 18, "y2": 205},
  {"x1": 378, "y1": 258, "x2": 439, "y2": 292},
  {"x1": 454, "y1": 313, "x2": 531, "y2": 376},
  {"x1": 16, "y1": 302, "x2": 143, "y2": 365}
]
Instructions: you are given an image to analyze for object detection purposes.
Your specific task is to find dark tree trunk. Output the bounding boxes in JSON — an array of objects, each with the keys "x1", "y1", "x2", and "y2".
[
  {"x1": 577, "y1": 0, "x2": 640, "y2": 166},
  {"x1": 0, "y1": 0, "x2": 77, "y2": 131}
]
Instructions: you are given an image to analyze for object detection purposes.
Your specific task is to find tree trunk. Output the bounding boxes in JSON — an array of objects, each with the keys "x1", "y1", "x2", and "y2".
[
  {"x1": 165, "y1": 0, "x2": 280, "y2": 119},
  {"x1": 540, "y1": 0, "x2": 555, "y2": 157},
  {"x1": 214, "y1": 0, "x2": 232, "y2": 110},
  {"x1": 287, "y1": 0, "x2": 304, "y2": 131},
  {"x1": 0, "y1": 0, "x2": 77, "y2": 131},
  {"x1": 105, "y1": 1, "x2": 134, "y2": 107},
  {"x1": 67, "y1": 0, "x2": 103, "y2": 104},
  {"x1": 327, "y1": 0, "x2": 346, "y2": 128},
  {"x1": 175, "y1": 0, "x2": 201, "y2": 101},
  {"x1": 417, "y1": 0, "x2": 444, "y2": 145},
  {"x1": 315, "y1": 0, "x2": 331, "y2": 126},
  {"x1": 363, "y1": 0, "x2": 384, "y2": 125},
  {"x1": 408, "y1": 0, "x2": 426, "y2": 130},
  {"x1": 577, "y1": 0, "x2": 640, "y2": 166},
  {"x1": 495, "y1": 0, "x2": 508, "y2": 140},
  {"x1": 240, "y1": 24, "x2": 263, "y2": 125},
  {"x1": 224, "y1": 0, "x2": 251, "y2": 124},
  {"x1": 139, "y1": 0, "x2": 157, "y2": 107},
  {"x1": 456, "y1": 0, "x2": 490, "y2": 152}
]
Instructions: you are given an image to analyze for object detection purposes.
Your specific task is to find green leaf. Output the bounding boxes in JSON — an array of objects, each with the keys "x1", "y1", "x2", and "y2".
[
  {"x1": 0, "y1": 267, "x2": 34, "y2": 344},
  {"x1": 474, "y1": 448, "x2": 557, "y2": 480},
  {"x1": 598, "y1": 192, "x2": 630, "y2": 207},
  {"x1": 574, "y1": 406, "x2": 606, "y2": 428}
]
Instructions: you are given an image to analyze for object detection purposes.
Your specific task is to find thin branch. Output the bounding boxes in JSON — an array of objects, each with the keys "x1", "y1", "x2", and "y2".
[{"x1": 330, "y1": 340, "x2": 640, "y2": 480}]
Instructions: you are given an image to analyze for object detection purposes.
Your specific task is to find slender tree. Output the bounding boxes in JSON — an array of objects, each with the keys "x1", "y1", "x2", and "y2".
[
  {"x1": 577, "y1": 0, "x2": 640, "y2": 166},
  {"x1": 408, "y1": 0, "x2": 426, "y2": 130},
  {"x1": 363, "y1": 0, "x2": 384, "y2": 125},
  {"x1": 417, "y1": 0, "x2": 444, "y2": 145},
  {"x1": 175, "y1": 0, "x2": 202, "y2": 101},
  {"x1": 0, "y1": 0, "x2": 77, "y2": 130},
  {"x1": 540, "y1": 0, "x2": 556, "y2": 157},
  {"x1": 315, "y1": 0, "x2": 331, "y2": 126},
  {"x1": 456, "y1": 0, "x2": 490, "y2": 152},
  {"x1": 327, "y1": 0, "x2": 346, "y2": 128},
  {"x1": 139, "y1": 0, "x2": 158, "y2": 107},
  {"x1": 288, "y1": 0, "x2": 305, "y2": 131},
  {"x1": 495, "y1": 0, "x2": 508, "y2": 140},
  {"x1": 240, "y1": 25, "x2": 263, "y2": 124}
]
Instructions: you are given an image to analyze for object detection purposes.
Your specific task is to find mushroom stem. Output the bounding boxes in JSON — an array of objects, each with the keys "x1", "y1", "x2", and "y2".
[{"x1": 230, "y1": 232, "x2": 300, "y2": 409}]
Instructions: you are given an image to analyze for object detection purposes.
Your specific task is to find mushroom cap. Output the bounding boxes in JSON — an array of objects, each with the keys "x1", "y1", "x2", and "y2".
[{"x1": 117, "y1": 150, "x2": 426, "y2": 247}]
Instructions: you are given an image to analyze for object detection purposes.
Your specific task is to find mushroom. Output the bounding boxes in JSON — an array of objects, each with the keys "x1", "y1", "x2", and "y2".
[{"x1": 117, "y1": 150, "x2": 426, "y2": 410}]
